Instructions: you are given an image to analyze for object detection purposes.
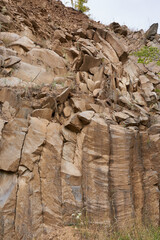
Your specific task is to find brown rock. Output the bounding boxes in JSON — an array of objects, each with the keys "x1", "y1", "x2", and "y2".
[
  {"x1": 61, "y1": 160, "x2": 81, "y2": 177},
  {"x1": 101, "y1": 39, "x2": 119, "y2": 63},
  {"x1": 0, "y1": 88, "x2": 18, "y2": 108},
  {"x1": 21, "y1": 117, "x2": 48, "y2": 171},
  {"x1": 109, "y1": 125, "x2": 135, "y2": 227},
  {"x1": 4, "y1": 56, "x2": 21, "y2": 68},
  {"x1": 93, "y1": 88, "x2": 101, "y2": 97},
  {"x1": 86, "y1": 29, "x2": 95, "y2": 39},
  {"x1": 2, "y1": 101, "x2": 16, "y2": 120},
  {"x1": 75, "y1": 28, "x2": 86, "y2": 38},
  {"x1": 105, "y1": 31, "x2": 128, "y2": 61},
  {"x1": 0, "y1": 13, "x2": 11, "y2": 25},
  {"x1": 85, "y1": 78, "x2": 95, "y2": 92},
  {"x1": 0, "y1": 118, "x2": 28, "y2": 172},
  {"x1": 39, "y1": 122, "x2": 63, "y2": 229},
  {"x1": 0, "y1": 172, "x2": 17, "y2": 239},
  {"x1": 114, "y1": 112, "x2": 129, "y2": 123},
  {"x1": 0, "y1": 32, "x2": 20, "y2": 45},
  {"x1": 57, "y1": 87, "x2": 70, "y2": 104},
  {"x1": 64, "y1": 47, "x2": 79, "y2": 63},
  {"x1": 15, "y1": 166, "x2": 43, "y2": 239},
  {"x1": 78, "y1": 111, "x2": 94, "y2": 124},
  {"x1": 145, "y1": 23, "x2": 158, "y2": 40},
  {"x1": 139, "y1": 75, "x2": 155, "y2": 101},
  {"x1": 54, "y1": 29, "x2": 66, "y2": 42},
  {"x1": 63, "y1": 106, "x2": 72, "y2": 118},
  {"x1": 26, "y1": 48, "x2": 67, "y2": 73},
  {"x1": 40, "y1": 96, "x2": 56, "y2": 109},
  {"x1": 0, "y1": 119, "x2": 6, "y2": 140},
  {"x1": 62, "y1": 142, "x2": 76, "y2": 163},
  {"x1": 82, "y1": 116, "x2": 111, "y2": 223},
  {"x1": 140, "y1": 130, "x2": 160, "y2": 225},
  {"x1": 93, "y1": 66, "x2": 104, "y2": 82},
  {"x1": 12, "y1": 62, "x2": 54, "y2": 84},
  {"x1": 124, "y1": 117, "x2": 139, "y2": 127},
  {"x1": 9, "y1": 36, "x2": 35, "y2": 51},
  {"x1": 148, "y1": 124, "x2": 160, "y2": 135},
  {"x1": 65, "y1": 114, "x2": 83, "y2": 133},
  {"x1": 110, "y1": 22, "x2": 128, "y2": 36},
  {"x1": 0, "y1": 4, "x2": 160, "y2": 236},
  {"x1": 0, "y1": 55, "x2": 4, "y2": 67},
  {"x1": 133, "y1": 92, "x2": 146, "y2": 106},
  {"x1": 93, "y1": 31, "x2": 101, "y2": 43},
  {"x1": 94, "y1": 80, "x2": 101, "y2": 88},
  {"x1": 80, "y1": 54, "x2": 101, "y2": 72},
  {"x1": 31, "y1": 108, "x2": 53, "y2": 120},
  {"x1": 79, "y1": 82, "x2": 89, "y2": 93},
  {"x1": 70, "y1": 98, "x2": 86, "y2": 112},
  {"x1": 61, "y1": 127, "x2": 77, "y2": 143}
]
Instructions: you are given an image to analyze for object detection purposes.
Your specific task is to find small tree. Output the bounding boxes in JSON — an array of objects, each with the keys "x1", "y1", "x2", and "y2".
[{"x1": 71, "y1": 0, "x2": 90, "y2": 13}]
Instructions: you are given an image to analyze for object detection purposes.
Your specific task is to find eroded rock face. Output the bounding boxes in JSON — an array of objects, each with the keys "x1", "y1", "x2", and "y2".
[
  {"x1": 0, "y1": 0, "x2": 160, "y2": 238},
  {"x1": 0, "y1": 105, "x2": 159, "y2": 239},
  {"x1": 82, "y1": 116, "x2": 111, "y2": 224},
  {"x1": 0, "y1": 118, "x2": 28, "y2": 172}
]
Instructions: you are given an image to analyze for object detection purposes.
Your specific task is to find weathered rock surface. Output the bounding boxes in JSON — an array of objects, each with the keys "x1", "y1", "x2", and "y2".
[
  {"x1": 0, "y1": 119, "x2": 28, "y2": 172},
  {"x1": 0, "y1": 0, "x2": 160, "y2": 239},
  {"x1": 145, "y1": 23, "x2": 158, "y2": 41}
]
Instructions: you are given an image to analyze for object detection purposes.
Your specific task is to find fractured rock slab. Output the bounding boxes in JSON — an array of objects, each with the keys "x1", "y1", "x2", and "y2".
[{"x1": 0, "y1": 119, "x2": 28, "y2": 172}]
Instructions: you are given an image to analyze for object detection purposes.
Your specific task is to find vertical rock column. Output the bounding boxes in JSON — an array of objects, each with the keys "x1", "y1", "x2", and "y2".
[
  {"x1": 15, "y1": 117, "x2": 48, "y2": 240},
  {"x1": 39, "y1": 123, "x2": 63, "y2": 234},
  {"x1": 140, "y1": 124, "x2": 160, "y2": 226},
  {"x1": 15, "y1": 119, "x2": 64, "y2": 239},
  {"x1": 82, "y1": 116, "x2": 111, "y2": 224},
  {"x1": 61, "y1": 127, "x2": 84, "y2": 224},
  {"x1": 109, "y1": 125, "x2": 134, "y2": 228},
  {"x1": 0, "y1": 118, "x2": 28, "y2": 240},
  {"x1": 131, "y1": 131, "x2": 144, "y2": 223}
]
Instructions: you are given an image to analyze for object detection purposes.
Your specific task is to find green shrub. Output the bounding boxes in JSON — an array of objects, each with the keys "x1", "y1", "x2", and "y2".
[{"x1": 132, "y1": 46, "x2": 160, "y2": 66}]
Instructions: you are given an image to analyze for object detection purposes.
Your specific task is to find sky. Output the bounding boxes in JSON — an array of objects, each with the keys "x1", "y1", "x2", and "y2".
[{"x1": 61, "y1": 0, "x2": 160, "y2": 33}]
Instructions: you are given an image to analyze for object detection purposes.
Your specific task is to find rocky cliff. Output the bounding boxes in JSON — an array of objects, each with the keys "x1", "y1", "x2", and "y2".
[{"x1": 0, "y1": 0, "x2": 160, "y2": 239}]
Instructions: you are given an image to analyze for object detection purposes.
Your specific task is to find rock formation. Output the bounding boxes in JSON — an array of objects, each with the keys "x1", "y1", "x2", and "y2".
[
  {"x1": 145, "y1": 23, "x2": 159, "y2": 41},
  {"x1": 0, "y1": 0, "x2": 160, "y2": 239}
]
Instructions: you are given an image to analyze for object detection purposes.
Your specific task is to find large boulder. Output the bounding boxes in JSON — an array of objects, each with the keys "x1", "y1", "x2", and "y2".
[
  {"x1": 9, "y1": 36, "x2": 35, "y2": 51},
  {"x1": 109, "y1": 22, "x2": 128, "y2": 36},
  {"x1": 80, "y1": 54, "x2": 102, "y2": 72},
  {"x1": 105, "y1": 31, "x2": 128, "y2": 62},
  {"x1": 31, "y1": 108, "x2": 53, "y2": 121},
  {"x1": 26, "y1": 48, "x2": 67, "y2": 74},
  {"x1": 145, "y1": 23, "x2": 158, "y2": 41},
  {"x1": 12, "y1": 62, "x2": 54, "y2": 84},
  {"x1": 0, "y1": 32, "x2": 20, "y2": 45}
]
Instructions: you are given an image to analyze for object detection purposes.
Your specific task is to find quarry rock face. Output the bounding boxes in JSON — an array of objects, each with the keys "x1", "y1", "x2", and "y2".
[{"x1": 0, "y1": 0, "x2": 160, "y2": 239}]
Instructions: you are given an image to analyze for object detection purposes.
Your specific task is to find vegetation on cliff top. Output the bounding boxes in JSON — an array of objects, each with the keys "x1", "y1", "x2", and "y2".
[{"x1": 71, "y1": 0, "x2": 90, "y2": 13}]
